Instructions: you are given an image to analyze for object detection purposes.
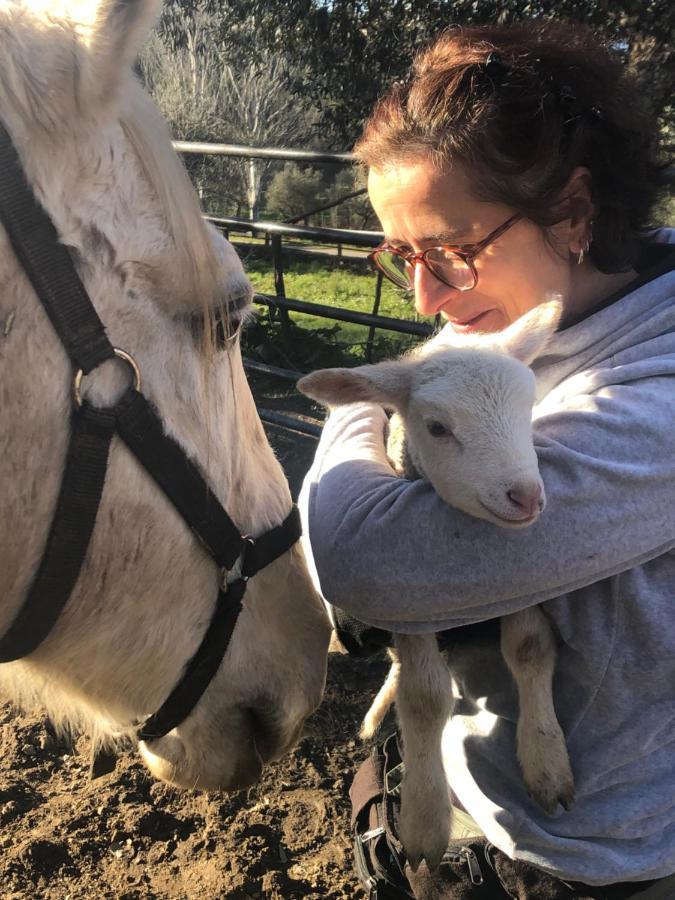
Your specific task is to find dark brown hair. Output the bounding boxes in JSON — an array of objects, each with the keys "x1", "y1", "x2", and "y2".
[{"x1": 355, "y1": 21, "x2": 668, "y2": 272}]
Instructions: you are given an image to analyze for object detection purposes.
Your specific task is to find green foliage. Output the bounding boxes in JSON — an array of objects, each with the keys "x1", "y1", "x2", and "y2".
[
  {"x1": 206, "y1": 0, "x2": 673, "y2": 146},
  {"x1": 265, "y1": 166, "x2": 326, "y2": 221},
  {"x1": 142, "y1": 0, "x2": 672, "y2": 222},
  {"x1": 323, "y1": 168, "x2": 378, "y2": 230},
  {"x1": 240, "y1": 255, "x2": 421, "y2": 369}
]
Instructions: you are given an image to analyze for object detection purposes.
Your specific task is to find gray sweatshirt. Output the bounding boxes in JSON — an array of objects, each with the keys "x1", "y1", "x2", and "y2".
[{"x1": 299, "y1": 229, "x2": 675, "y2": 885}]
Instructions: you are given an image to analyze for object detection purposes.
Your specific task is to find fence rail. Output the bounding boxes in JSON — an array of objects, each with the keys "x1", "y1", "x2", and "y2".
[
  {"x1": 181, "y1": 139, "x2": 674, "y2": 438},
  {"x1": 174, "y1": 141, "x2": 354, "y2": 165},
  {"x1": 207, "y1": 215, "x2": 382, "y2": 248},
  {"x1": 254, "y1": 292, "x2": 432, "y2": 337},
  {"x1": 177, "y1": 141, "x2": 429, "y2": 436}
]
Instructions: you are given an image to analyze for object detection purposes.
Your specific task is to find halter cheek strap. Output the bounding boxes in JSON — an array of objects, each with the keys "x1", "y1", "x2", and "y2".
[{"x1": 0, "y1": 119, "x2": 301, "y2": 742}]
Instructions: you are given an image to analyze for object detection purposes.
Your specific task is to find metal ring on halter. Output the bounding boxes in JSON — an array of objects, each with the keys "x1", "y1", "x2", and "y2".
[{"x1": 72, "y1": 348, "x2": 141, "y2": 408}]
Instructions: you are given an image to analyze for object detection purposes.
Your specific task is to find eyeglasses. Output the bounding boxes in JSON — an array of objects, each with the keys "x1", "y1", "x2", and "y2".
[{"x1": 369, "y1": 213, "x2": 522, "y2": 292}]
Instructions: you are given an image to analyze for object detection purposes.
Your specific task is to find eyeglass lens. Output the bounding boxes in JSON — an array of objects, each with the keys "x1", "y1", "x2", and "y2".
[{"x1": 376, "y1": 248, "x2": 475, "y2": 291}]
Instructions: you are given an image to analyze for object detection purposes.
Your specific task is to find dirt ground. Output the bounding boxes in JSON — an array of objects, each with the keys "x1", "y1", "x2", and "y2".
[
  {"x1": 0, "y1": 399, "x2": 397, "y2": 900},
  {"x1": 0, "y1": 650, "x2": 392, "y2": 900}
]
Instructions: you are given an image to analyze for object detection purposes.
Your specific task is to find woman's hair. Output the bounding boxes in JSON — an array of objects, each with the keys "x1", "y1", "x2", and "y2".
[{"x1": 355, "y1": 21, "x2": 668, "y2": 272}]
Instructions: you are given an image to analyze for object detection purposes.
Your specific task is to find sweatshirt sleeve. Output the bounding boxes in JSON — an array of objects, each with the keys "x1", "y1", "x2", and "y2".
[{"x1": 298, "y1": 372, "x2": 675, "y2": 632}]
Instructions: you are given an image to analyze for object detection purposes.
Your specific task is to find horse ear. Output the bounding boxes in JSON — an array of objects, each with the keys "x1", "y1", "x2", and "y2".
[
  {"x1": 297, "y1": 362, "x2": 412, "y2": 410},
  {"x1": 82, "y1": 0, "x2": 162, "y2": 107},
  {"x1": 493, "y1": 296, "x2": 563, "y2": 365}
]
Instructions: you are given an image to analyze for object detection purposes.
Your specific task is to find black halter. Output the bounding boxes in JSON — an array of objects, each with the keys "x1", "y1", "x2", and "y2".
[{"x1": 0, "y1": 120, "x2": 302, "y2": 743}]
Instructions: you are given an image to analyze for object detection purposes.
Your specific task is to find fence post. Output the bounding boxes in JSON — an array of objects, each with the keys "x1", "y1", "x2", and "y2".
[
  {"x1": 271, "y1": 233, "x2": 292, "y2": 337},
  {"x1": 365, "y1": 271, "x2": 384, "y2": 363}
]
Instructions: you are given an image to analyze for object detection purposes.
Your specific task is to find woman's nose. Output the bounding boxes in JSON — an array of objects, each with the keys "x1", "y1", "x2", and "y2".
[{"x1": 413, "y1": 263, "x2": 459, "y2": 317}]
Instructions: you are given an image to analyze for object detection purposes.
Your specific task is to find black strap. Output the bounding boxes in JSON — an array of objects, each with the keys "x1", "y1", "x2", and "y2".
[
  {"x1": 0, "y1": 121, "x2": 114, "y2": 373},
  {"x1": 137, "y1": 505, "x2": 302, "y2": 742},
  {"x1": 241, "y1": 504, "x2": 302, "y2": 579},
  {"x1": 0, "y1": 116, "x2": 304, "y2": 744},
  {"x1": 115, "y1": 388, "x2": 244, "y2": 570},
  {"x1": 137, "y1": 579, "x2": 247, "y2": 742},
  {"x1": 0, "y1": 404, "x2": 115, "y2": 662}
]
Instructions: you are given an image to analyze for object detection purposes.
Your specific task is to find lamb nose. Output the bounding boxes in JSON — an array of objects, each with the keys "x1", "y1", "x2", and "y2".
[{"x1": 506, "y1": 485, "x2": 543, "y2": 518}]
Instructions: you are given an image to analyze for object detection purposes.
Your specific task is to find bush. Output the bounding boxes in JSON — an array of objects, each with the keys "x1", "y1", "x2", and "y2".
[{"x1": 265, "y1": 165, "x2": 326, "y2": 221}]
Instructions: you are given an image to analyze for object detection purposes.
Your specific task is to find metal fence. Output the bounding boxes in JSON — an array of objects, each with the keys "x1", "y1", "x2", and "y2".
[
  {"x1": 178, "y1": 141, "x2": 675, "y2": 437},
  {"x1": 175, "y1": 141, "x2": 434, "y2": 437}
]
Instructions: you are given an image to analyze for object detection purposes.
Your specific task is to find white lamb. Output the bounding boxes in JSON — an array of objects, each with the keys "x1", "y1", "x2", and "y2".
[{"x1": 298, "y1": 300, "x2": 574, "y2": 871}]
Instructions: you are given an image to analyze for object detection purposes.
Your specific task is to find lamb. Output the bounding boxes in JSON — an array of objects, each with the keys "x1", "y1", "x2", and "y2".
[{"x1": 298, "y1": 299, "x2": 574, "y2": 871}]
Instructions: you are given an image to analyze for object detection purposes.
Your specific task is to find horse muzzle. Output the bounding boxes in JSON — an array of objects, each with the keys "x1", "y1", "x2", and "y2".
[{"x1": 137, "y1": 700, "x2": 307, "y2": 792}]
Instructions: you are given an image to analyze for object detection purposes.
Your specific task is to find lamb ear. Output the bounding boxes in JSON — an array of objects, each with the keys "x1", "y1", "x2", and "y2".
[
  {"x1": 297, "y1": 362, "x2": 411, "y2": 410},
  {"x1": 494, "y1": 296, "x2": 563, "y2": 365}
]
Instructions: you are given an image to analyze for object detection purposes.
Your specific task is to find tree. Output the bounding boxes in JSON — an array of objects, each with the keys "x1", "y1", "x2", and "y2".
[
  {"x1": 217, "y1": 57, "x2": 320, "y2": 219},
  {"x1": 209, "y1": 0, "x2": 674, "y2": 147},
  {"x1": 323, "y1": 168, "x2": 377, "y2": 230},
  {"x1": 140, "y1": 0, "x2": 672, "y2": 217},
  {"x1": 140, "y1": 2, "x2": 321, "y2": 218},
  {"x1": 266, "y1": 165, "x2": 326, "y2": 221}
]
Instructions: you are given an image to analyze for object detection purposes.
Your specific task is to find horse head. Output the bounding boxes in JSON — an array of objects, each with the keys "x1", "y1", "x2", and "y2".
[{"x1": 0, "y1": 0, "x2": 330, "y2": 790}]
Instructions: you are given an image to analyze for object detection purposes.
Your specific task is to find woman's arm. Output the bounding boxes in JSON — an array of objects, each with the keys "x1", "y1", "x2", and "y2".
[{"x1": 299, "y1": 372, "x2": 675, "y2": 631}]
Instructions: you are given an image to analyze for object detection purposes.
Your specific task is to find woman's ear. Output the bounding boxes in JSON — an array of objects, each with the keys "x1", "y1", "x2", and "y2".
[{"x1": 559, "y1": 166, "x2": 595, "y2": 256}]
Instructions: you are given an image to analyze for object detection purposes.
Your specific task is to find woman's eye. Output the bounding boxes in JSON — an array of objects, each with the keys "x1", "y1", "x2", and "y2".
[{"x1": 427, "y1": 420, "x2": 450, "y2": 438}]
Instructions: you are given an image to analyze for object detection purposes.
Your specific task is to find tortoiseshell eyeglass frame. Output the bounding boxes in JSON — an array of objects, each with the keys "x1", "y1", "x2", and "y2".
[{"x1": 368, "y1": 212, "x2": 523, "y2": 291}]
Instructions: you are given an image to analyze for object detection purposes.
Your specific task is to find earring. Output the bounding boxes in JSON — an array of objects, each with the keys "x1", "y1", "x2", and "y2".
[{"x1": 577, "y1": 239, "x2": 590, "y2": 266}]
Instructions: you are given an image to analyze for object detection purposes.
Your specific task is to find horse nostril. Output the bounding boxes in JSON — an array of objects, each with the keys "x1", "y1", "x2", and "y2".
[{"x1": 246, "y1": 705, "x2": 282, "y2": 762}]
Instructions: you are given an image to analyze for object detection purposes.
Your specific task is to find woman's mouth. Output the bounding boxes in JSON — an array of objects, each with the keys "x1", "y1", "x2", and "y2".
[{"x1": 445, "y1": 309, "x2": 496, "y2": 333}]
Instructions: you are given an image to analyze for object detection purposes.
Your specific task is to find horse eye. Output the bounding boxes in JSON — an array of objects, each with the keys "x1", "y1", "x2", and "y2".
[{"x1": 427, "y1": 420, "x2": 450, "y2": 438}]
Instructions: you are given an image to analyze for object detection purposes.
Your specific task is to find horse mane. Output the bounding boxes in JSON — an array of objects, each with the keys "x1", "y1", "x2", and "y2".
[{"x1": 120, "y1": 79, "x2": 223, "y2": 329}]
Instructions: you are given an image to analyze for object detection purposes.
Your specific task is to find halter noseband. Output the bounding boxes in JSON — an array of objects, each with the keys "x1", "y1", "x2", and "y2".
[{"x1": 0, "y1": 120, "x2": 302, "y2": 743}]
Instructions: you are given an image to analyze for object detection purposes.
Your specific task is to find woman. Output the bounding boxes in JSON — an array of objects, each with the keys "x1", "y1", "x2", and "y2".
[{"x1": 299, "y1": 21, "x2": 675, "y2": 899}]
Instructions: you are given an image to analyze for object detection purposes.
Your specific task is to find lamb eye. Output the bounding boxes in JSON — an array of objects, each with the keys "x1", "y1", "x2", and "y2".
[{"x1": 427, "y1": 420, "x2": 449, "y2": 438}]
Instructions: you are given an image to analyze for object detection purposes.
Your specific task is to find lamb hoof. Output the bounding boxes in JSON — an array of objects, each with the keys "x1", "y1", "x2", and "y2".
[
  {"x1": 519, "y1": 728, "x2": 575, "y2": 815},
  {"x1": 528, "y1": 773, "x2": 576, "y2": 816},
  {"x1": 404, "y1": 838, "x2": 447, "y2": 874},
  {"x1": 556, "y1": 778, "x2": 576, "y2": 812},
  {"x1": 399, "y1": 784, "x2": 451, "y2": 872}
]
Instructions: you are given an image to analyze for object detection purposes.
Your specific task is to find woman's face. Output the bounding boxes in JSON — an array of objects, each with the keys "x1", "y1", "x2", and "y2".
[{"x1": 368, "y1": 159, "x2": 573, "y2": 334}]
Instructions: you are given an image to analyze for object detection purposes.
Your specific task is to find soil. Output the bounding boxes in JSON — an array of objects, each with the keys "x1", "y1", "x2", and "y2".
[
  {"x1": 0, "y1": 406, "x2": 396, "y2": 900},
  {"x1": 0, "y1": 650, "x2": 392, "y2": 899}
]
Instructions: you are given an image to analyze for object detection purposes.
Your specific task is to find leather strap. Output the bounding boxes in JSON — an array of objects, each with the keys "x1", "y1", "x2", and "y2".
[
  {"x1": 0, "y1": 121, "x2": 114, "y2": 374},
  {"x1": 0, "y1": 404, "x2": 115, "y2": 661},
  {"x1": 137, "y1": 579, "x2": 247, "y2": 742},
  {"x1": 136, "y1": 505, "x2": 302, "y2": 742},
  {"x1": 0, "y1": 115, "x2": 303, "y2": 744},
  {"x1": 115, "y1": 388, "x2": 244, "y2": 570}
]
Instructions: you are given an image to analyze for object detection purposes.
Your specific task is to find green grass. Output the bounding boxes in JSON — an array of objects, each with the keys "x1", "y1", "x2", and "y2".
[{"x1": 239, "y1": 254, "x2": 425, "y2": 371}]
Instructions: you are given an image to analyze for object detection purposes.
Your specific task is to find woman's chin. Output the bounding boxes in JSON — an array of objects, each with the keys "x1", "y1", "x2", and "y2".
[{"x1": 442, "y1": 308, "x2": 506, "y2": 334}]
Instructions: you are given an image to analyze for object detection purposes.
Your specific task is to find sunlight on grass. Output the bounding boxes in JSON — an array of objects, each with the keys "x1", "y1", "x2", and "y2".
[
  {"x1": 240, "y1": 255, "x2": 426, "y2": 371},
  {"x1": 241, "y1": 255, "x2": 424, "y2": 365},
  {"x1": 245, "y1": 256, "x2": 414, "y2": 317}
]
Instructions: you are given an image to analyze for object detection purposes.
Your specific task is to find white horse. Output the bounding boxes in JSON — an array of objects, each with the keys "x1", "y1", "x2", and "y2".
[{"x1": 0, "y1": 0, "x2": 330, "y2": 791}]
